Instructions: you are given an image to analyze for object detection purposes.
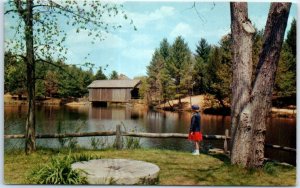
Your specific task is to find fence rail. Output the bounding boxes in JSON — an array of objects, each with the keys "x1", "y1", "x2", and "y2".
[{"x1": 4, "y1": 125, "x2": 295, "y2": 153}]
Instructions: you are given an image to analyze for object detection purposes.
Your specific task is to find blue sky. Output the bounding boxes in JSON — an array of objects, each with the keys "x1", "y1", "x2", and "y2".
[{"x1": 4, "y1": 2, "x2": 297, "y2": 79}]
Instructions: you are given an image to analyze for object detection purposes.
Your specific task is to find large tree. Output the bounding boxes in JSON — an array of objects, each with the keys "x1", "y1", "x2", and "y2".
[
  {"x1": 5, "y1": 0, "x2": 132, "y2": 154},
  {"x1": 230, "y1": 2, "x2": 291, "y2": 168},
  {"x1": 146, "y1": 49, "x2": 164, "y2": 103},
  {"x1": 146, "y1": 38, "x2": 174, "y2": 105},
  {"x1": 167, "y1": 36, "x2": 192, "y2": 107}
]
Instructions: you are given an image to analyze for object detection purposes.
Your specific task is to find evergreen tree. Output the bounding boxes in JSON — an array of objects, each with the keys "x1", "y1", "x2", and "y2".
[
  {"x1": 94, "y1": 67, "x2": 107, "y2": 80},
  {"x1": 275, "y1": 42, "x2": 296, "y2": 96},
  {"x1": 195, "y1": 38, "x2": 211, "y2": 63},
  {"x1": 146, "y1": 49, "x2": 164, "y2": 102},
  {"x1": 273, "y1": 19, "x2": 296, "y2": 97},
  {"x1": 146, "y1": 38, "x2": 174, "y2": 105},
  {"x1": 193, "y1": 38, "x2": 211, "y2": 94},
  {"x1": 110, "y1": 70, "x2": 118, "y2": 80},
  {"x1": 159, "y1": 38, "x2": 171, "y2": 61},
  {"x1": 204, "y1": 34, "x2": 232, "y2": 107},
  {"x1": 168, "y1": 36, "x2": 192, "y2": 106},
  {"x1": 286, "y1": 18, "x2": 296, "y2": 58}
]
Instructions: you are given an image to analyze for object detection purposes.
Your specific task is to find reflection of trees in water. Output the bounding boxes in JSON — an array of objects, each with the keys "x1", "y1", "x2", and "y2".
[
  {"x1": 4, "y1": 105, "x2": 296, "y2": 164},
  {"x1": 265, "y1": 118, "x2": 296, "y2": 165}
]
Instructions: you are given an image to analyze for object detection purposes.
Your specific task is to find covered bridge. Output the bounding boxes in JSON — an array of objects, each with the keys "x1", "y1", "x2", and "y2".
[{"x1": 87, "y1": 80, "x2": 141, "y2": 103}]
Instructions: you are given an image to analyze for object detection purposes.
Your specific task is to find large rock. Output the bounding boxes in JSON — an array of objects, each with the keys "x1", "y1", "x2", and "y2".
[{"x1": 71, "y1": 159, "x2": 160, "y2": 185}]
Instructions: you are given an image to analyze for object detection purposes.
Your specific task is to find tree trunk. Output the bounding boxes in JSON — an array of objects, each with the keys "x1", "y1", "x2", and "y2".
[
  {"x1": 230, "y1": 2, "x2": 255, "y2": 165},
  {"x1": 247, "y1": 3, "x2": 291, "y2": 168},
  {"x1": 24, "y1": 0, "x2": 36, "y2": 154},
  {"x1": 230, "y1": 2, "x2": 291, "y2": 168}
]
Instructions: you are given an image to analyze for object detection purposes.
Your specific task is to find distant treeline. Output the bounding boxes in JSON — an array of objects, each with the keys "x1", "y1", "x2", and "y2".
[
  {"x1": 4, "y1": 54, "x2": 119, "y2": 99},
  {"x1": 5, "y1": 19, "x2": 296, "y2": 105},
  {"x1": 140, "y1": 19, "x2": 296, "y2": 108}
]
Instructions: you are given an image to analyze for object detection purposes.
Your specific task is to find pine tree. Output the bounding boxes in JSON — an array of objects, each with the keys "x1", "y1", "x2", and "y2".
[
  {"x1": 110, "y1": 70, "x2": 118, "y2": 80},
  {"x1": 168, "y1": 36, "x2": 192, "y2": 107},
  {"x1": 94, "y1": 67, "x2": 107, "y2": 80}
]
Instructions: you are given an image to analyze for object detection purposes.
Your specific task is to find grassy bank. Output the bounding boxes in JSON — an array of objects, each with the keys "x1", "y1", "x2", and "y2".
[{"x1": 4, "y1": 148, "x2": 296, "y2": 186}]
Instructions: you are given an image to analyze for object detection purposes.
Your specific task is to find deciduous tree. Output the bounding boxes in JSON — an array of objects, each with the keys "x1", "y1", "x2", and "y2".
[
  {"x1": 5, "y1": 0, "x2": 132, "y2": 154},
  {"x1": 230, "y1": 2, "x2": 291, "y2": 168}
]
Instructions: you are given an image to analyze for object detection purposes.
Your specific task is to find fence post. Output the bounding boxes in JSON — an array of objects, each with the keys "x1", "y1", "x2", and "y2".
[
  {"x1": 224, "y1": 129, "x2": 229, "y2": 154},
  {"x1": 116, "y1": 124, "x2": 122, "y2": 150}
]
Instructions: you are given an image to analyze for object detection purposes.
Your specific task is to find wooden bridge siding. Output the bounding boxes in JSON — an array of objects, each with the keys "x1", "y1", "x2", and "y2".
[
  {"x1": 89, "y1": 88, "x2": 133, "y2": 102},
  {"x1": 101, "y1": 89, "x2": 113, "y2": 102},
  {"x1": 112, "y1": 89, "x2": 125, "y2": 102}
]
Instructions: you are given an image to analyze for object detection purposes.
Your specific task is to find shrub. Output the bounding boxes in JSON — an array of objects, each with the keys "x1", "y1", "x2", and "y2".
[
  {"x1": 125, "y1": 136, "x2": 141, "y2": 149},
  {"x1": 89, "y1": 137, "x2": 109, "y2": 150},
  {"x1": 28, "y1": 153, "x2": 101, "y2": 184}
]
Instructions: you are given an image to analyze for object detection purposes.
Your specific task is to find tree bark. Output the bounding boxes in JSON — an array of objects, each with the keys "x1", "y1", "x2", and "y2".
[
  {"x1": 230, "y1": 2, "x2": 291, "y2": 168},
  {"x1": 230, "y1": 2, "x2": 255, "y2": 165},
  {"x1": 23, "y1": 0, "x2": 36, "y2": 154},
  {"x1": 247, "y1": 3, "x2": 291, "y2": 168}
]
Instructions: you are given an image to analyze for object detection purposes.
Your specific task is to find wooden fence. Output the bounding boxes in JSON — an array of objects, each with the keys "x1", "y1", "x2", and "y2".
[{"x1": 4, "y1": 125, "x2": 296, "y2": 153}]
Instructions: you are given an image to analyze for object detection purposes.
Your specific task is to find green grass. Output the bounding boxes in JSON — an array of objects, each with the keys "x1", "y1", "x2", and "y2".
[
  {"x1": 27, "y1": 152, "x2": 102, "y2": 184},
  {"x1": 4, "y1": 148, "x2": 296, "y2": 186}
]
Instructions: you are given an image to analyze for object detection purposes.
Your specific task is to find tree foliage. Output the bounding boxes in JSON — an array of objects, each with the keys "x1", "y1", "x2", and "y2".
[
  {"x1": 144, "y1": 19, "x2": 295, "y2": 109},
  {"x1": 5, "y1": 53, "x2": 95, "y2": 98},
  {"x1": 109, "y1": 70, "x2": 119, "y2": 80},
  {"x1": 5, "y1": 0, "x2": 133, "y2": 153},
  {"x1": 168, "y1": 36, "x2": 192, "y2": 105},
  {"x1": 94, "y1": 67, "x2": 107, "y2": 80},
  {"x1": 4, "y1": 52, "x2": 27, "y2": 98},
  {"x1": 146, "y1": 38, "x2": 174, "y2": 105}
]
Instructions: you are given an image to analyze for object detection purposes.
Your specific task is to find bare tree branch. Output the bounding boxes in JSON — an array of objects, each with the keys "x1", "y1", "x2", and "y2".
[
  {"x1": 4, "y1": 9, "x2": 18, "y2": 14},
  {"x1": 182, "y1": 2, "x2": 205, "y2": 23},
  {"x1": 5, "y1": 53, "x2": 27, "y2": 62}
]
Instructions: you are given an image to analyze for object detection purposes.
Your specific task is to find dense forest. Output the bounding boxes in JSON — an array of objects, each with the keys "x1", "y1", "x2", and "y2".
[
  {"x1": 4, "y1": 54, "x2": 119, "y2": 99},
  {"x1": 142, "y1": 18, "x2": 296, "y2": 108},
  {"x1": 4, "y1": 19, "x2": 296, "y2": 107}
]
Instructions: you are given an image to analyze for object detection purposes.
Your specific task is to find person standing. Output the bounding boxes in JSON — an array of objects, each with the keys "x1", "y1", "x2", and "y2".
[{"x1": 188, "y1": 104, "x2": 203, "y2": 155}]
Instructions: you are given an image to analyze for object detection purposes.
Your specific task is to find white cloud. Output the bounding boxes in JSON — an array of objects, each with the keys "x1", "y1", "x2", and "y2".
[
  {"x1": 128, "y1": 6, "x2": 175, "y2": 28},
  {"x1": 170, "y1": 22, "x2": 194, "y2": 38}
]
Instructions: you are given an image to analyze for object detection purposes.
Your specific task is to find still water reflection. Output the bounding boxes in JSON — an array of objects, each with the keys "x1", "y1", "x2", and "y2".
[{"x1": 4, "y1": 105, "x2": 296, "y2": 165}]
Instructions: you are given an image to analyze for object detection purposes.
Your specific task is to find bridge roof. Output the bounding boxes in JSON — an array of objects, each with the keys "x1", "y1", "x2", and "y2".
[{"x1": 87, "y1": 80, "x2": 141, "y2": 89}]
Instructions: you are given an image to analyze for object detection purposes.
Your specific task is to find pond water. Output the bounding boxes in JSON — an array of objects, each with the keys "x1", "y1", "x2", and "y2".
[{"x1": 4, "y1": 104, "x2": 296, "y2": 165}]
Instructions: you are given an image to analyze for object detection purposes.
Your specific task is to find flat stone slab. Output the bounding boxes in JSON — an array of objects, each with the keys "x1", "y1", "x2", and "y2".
[{"x1": 71, "y1": 159, "x2": 160, "y2": 185}]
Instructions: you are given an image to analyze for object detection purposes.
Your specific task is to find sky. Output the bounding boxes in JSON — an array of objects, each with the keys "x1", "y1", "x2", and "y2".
[{"x1": 3, "y1": 1, "x2": 298, "y2": 79}]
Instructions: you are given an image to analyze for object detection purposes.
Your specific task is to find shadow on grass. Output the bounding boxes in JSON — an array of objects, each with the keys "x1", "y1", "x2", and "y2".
[{"x1": 208, "y1": 153, "x2": 231, "y2": 165}]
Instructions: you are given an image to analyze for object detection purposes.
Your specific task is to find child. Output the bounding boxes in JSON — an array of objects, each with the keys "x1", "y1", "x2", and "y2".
[{"x1": 188, "y1": 104, "x2": 203, "y2": 155}]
